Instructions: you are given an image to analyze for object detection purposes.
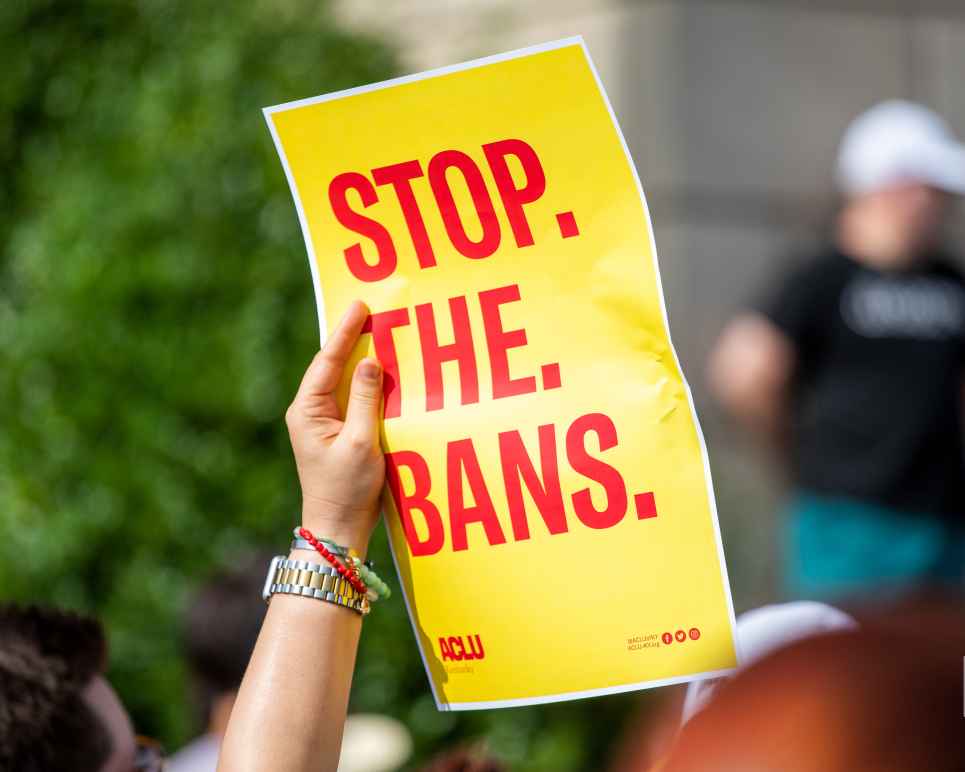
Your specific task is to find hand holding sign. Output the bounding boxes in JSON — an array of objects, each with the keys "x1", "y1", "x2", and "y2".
[{"x1": 286, "y1": 300, "x2": 385, "y2": 551}]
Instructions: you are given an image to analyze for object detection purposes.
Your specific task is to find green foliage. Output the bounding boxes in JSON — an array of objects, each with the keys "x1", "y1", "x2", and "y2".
[{"x1": 0, "y1": 2, "x2": 642, "y2": 767}]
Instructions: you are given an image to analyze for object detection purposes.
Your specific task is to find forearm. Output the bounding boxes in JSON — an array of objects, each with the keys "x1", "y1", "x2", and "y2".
[
  {"x1": 219, "y1": 522, "x2": 370, "y2": 772},
  {"x1": 219, "y1": 302, "x2": 384, "y2": 771}
]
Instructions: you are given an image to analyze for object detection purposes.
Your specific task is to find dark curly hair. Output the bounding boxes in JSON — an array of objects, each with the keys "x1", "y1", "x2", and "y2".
[{"x1": 0, "y1": 605, "x2": 112, "y2": 772}]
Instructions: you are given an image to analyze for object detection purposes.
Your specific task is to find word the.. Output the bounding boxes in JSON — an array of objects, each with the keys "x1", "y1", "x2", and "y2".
[{"x1": 364, "y1": 283, "x2": 561, "y2": 419}]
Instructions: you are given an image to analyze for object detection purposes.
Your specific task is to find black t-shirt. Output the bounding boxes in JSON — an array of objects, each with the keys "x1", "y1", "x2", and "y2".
[{"x1": 755, "y1": 248, "x2": 965, "y2": 518}]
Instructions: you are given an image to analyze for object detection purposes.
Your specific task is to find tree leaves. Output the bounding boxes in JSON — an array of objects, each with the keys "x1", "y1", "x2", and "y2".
[{"x1": 0, "y1": 6, "x2": 642, "y2": 766}]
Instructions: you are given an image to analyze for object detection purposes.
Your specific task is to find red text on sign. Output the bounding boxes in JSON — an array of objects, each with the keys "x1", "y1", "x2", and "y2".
[
  {"x1": 439, "y1": 634, "x2": 485, "y2": 662},
  {"x1": 385, "y1": 413, "x2": 658, "y2": 556},
  {"x1": 362, "y1": 283, "x2": 550, "y2": 419},
  {"x1": 329, "y1": 139, "x2": 565, "y2": 281}
]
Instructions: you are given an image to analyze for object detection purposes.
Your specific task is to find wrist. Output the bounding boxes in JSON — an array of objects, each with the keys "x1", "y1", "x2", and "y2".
[{"x1": 300, "y1": 505, "x2": 374, "y2": 556}]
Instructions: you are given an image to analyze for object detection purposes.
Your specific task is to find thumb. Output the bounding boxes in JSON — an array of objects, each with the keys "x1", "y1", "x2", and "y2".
[{"x1": 342, "y1": 357, "x2": 383, "y2": 446}]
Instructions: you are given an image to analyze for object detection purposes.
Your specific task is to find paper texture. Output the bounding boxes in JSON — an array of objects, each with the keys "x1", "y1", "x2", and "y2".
[{"x1": 265, "y1": 37, "x2": 738, "y2": 710}]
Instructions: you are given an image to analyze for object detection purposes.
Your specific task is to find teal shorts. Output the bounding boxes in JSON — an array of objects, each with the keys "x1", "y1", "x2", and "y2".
[{"x1": 785, "y1": 492, "x2": 965, "y2": 600}]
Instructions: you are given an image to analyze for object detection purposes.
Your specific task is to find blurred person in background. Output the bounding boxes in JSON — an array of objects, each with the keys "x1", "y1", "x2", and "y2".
[
  {"x1": 169, "y1": 553, "x2": 271, "y2": 772},
  {"x1": 171, "y1": 555, "x2": 412, "y2": 772},
  {"x1": 0, "y1": 604, "x2": 164, "y2": 772},
  {"x1": 709, "y1": 100, "x2": 965, "y2": 600}
]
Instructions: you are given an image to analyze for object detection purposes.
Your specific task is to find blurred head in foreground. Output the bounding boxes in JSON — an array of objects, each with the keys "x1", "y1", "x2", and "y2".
[
  {"x1": 836, "y1": 100, "x2": 965, "y2": 269},
  {"x1": 658, "y1": 600, "x2": 965, "y2": 771},
  {"x1": 681, "y1": 601, "x2": 856, "y2": 725},
  {"x1": 0, "y1": 604, "x2": 144, "y2": 772},
  {"x1": 610, "y1": 603, "x2": 856, "y2": 772}
]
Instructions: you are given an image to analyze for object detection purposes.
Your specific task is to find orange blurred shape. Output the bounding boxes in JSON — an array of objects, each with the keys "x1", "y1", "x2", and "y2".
[{"x1": 659, "y1": 599, "x2": 965, "y2": 772}]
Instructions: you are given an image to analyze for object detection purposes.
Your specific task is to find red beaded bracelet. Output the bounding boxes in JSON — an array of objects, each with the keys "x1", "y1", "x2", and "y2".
[{"x1": 297, "y1": 527, "x2": 368, "y2": 597}]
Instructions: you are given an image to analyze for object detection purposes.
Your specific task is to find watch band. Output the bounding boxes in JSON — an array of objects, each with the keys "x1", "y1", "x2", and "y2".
[{"x1": 262, "y1": 556, "x2": 370, "y2": 615}]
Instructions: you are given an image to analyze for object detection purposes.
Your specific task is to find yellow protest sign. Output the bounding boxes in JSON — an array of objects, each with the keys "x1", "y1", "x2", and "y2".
[{"x1": 265, "y1": 37, "x2": 738, "y2": 710}]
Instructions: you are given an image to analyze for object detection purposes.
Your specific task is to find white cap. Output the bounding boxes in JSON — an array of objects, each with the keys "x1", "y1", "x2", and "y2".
[
  {"x1": 681, "y1": 601, "x2": 857, "y2": 725},
  {"x1": 836, "y1": 100, "x2": 965, "y2": 196},
  {"x1": 337, "y1": 714, "x2": 413, "y2": 772}
]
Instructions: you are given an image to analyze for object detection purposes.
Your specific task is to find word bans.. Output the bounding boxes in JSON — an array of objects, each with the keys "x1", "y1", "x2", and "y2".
[
  {"x1": 329, "y1": 138, "x2": 551, "y2": 282},
  {"x1": 386, "y1": 412, "x2": 658, "y2": 557}
]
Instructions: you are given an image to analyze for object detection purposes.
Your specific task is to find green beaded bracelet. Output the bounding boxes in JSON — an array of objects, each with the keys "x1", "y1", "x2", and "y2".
[{"x1": 349, "y1": 556, "x2": 392, "y2": 601}]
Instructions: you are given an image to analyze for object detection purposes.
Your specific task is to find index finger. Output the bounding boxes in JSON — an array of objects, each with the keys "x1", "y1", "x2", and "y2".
[{"x1": 295, "y1": 300, "x2": 370, "y2": 402}]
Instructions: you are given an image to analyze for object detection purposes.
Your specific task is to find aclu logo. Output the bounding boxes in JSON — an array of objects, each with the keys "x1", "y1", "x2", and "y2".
[{"x1": 439, "y1": 634, "x2": 485, "y2": 662}]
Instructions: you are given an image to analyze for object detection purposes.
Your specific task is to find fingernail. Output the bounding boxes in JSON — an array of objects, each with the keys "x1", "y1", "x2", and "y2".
[{"x1": 359, "y1": 359, "x2": 381, "y2": 381}]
